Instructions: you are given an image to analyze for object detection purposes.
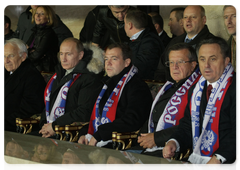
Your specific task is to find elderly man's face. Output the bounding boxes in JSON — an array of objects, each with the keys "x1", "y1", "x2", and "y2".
[
  {"x1": 224, "y1": 6, "x2": 236, "y2": 36},
  {"x1": 59, "y1": 40, "x2": 84, "y2": 70},
  {"x1": 198, "y1": 44, "x2": 230, "y2": 83},
  {"x1": 183, "y1": 6, "x2": 206, "y2": 38},
  {"x1": 4, "y1": 43, "x2": 26, "y2": 72},
  {"x1": 169, "y1": 48, "x2": 197, "y2": 83},
  {"x1": 104, "y1": 47, "x2": 130, "y2": 77},
  {"x1": 109, "y1": 6, "x2": 129, "y2": 21}
]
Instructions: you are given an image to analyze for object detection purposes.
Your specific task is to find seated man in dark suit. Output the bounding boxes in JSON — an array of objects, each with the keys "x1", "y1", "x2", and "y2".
[
  {"x1": 4, "y1": 38, "x2": 46, "y2": 132},
  {"x1": 78, "y1": 43, "x2": 153, "y2": 148},
  {"x1": 124, "y1": 8, "x2": 164, "y2": 80},
  {"x1": 163, "y1": 37, "x2": 236, "y2": 164},
  {"x1": 39, "y1": 38, "x2": 104, "y2": 138},
  {"x1": 126, "y1": 43, "x2": 200, "y2": 156}
]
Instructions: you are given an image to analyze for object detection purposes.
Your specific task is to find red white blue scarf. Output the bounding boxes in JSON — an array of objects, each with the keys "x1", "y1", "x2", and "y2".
[
  {"x1": 189, "y1": 64, "x2": 234, "y2": 164},
  {"x1": 44, "y1": 73, "x2": 81, "y2": 123},
  {"x1": 145, "y1": 68, "x2": 201, "y2": 152},
  {"x1": 86, "y1": 66, "x2": 138, "y2": 146},
  {"x1": 148, "y1": 67, "x2": 201, "y2": 133}
]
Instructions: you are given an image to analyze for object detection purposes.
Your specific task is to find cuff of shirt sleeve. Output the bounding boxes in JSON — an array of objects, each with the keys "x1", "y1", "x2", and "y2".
[
  {"x1": 214, "y1": 154, "x2": 226, "y2": 163},
  {"x1": 166, "y1": 138, "x2": 180, "y2": 152}
]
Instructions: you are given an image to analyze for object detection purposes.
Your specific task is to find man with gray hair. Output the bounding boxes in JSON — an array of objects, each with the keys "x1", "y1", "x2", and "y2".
[
  {"x1": 223, "y1": 5, "x2": 236, "y2": 71},
  {"x1": 4, "y1": 38, "x2": 46, "y2": 132}
]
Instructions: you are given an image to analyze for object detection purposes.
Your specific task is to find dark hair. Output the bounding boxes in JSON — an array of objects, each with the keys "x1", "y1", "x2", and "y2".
[
  {"x1": 149, "y1": 12, "x2": 164, "y2": 29},
  {"x1": 125, "y1": 8, "x2": 148, "y2": 30},
  {"x1": 166, "y1": 43, "x2": 197, "y2": 61},
  {"x1": 196, "y1": 36, "x2": 230, "y2": 59},
  {"x1": 61, "y1": 37, "x2": 84, "y2": 52},
  {"x1": 108, "y1": 0, "x2": 129, "y2": 8},
  {"x1": 106, "y1": 43, "x2": 132, "y2": 60},
  {"x1": 223, "y1": 1, "x2": 240, "y2": 11},
  {"x1": 170, "y1": 7, "x2": 185, "y2": 21},
  {"x1": 4, "y1": 15, "x2": 11, "y2": 28}
]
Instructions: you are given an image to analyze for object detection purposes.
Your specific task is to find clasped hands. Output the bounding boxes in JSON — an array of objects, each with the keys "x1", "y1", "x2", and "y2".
[
  {"x1": 39, "y1": 123, "x2": 55, "y2": 138},
  {"x1": 162, "y1": 141, "x2": 221, "y2": 164},
  {"x1": 78, "y1": 135, "x2": 97, "y2": 146},
  {"x1": 137, "y1": 133, "x2": 156, "y2": 149}
]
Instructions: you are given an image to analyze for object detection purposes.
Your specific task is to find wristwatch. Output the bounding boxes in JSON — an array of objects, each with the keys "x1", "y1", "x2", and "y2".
[{"x1": 214, "y1": 154, "x2": 223, "y2": 163}]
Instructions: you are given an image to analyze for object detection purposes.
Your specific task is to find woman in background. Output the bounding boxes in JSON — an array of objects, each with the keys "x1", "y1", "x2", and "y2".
[{"x1": 27, "y1": 6, "x2": 59, "y2": 72}]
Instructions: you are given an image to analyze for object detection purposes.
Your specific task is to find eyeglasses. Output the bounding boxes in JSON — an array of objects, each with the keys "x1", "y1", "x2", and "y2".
[
  {"x1": 1, "y1": 54, "x2": 15, "y2": 60},
  {"x1": 165, "y1": 60, "x2": 193, "y2": 67}
]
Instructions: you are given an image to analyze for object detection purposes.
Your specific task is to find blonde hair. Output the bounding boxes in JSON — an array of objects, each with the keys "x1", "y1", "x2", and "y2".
[{"x1": 32, "y1": 6, "x2": 58, "y2": 27}]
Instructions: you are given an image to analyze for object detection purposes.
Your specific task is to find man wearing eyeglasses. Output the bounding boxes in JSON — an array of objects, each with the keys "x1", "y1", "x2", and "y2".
[
  {"x1": 0, "y1": 38, "x2": 46, "y2": 132},
  {"x1": 126, "y1": 43, "x2": 200, "y2": 157},
  {"x1": 155, "y1": 5, "x2": 215, "y2": 82},
  {"x1": 163, "y1": 37, "x2": 236, "y2": 164}
]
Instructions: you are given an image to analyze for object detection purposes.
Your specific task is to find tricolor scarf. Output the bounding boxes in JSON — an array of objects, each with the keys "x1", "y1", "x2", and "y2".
[
  {"x1": 44, "y1": 73, "x2": 81, "y2": 123},
  {"x1": 145, "y1": 68, "x2": 201, "y2": 152},
  {"x1": 188, "y1": 64, "x2": 234, "y2": 164},
  {"x1": 86, "y1": 65, "x2": 138, "y2": 146}
]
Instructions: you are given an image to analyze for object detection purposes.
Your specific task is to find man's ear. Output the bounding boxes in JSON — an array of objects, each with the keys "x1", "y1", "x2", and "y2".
[
  {"x1": 21, "y1": 52, "x2": 27, "y2": 62},
  {"x1": 191, "y1": 61, "x2": 197, "y2": 72},
  {"x1": 224, "y1": 57, "x2": 230, "y2": 67},
  {"x1": 5, "y1": 23, "x2": 9, "y2": 29},
  {"x1": 124, "y1": 58, "x2": 131, "y2": 67},
  {"x1": 179, "y1": 19, "x2": 183, "y2": 26},
  {"x1": 78, "y1": 51, "x2": 84, "y2": 60},
  {"x1": 202, "y1": 16, "x2": 207, "y2": 24}
]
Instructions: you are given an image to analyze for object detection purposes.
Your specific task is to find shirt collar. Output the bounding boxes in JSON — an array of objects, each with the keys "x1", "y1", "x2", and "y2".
[
  {"x1": 130, "y1": 29, "x2": 145, "y2": 41},
  {"x1": 185, "y1": 34, "x2": 198, "y2": 42},
  {"x1": 207, "y1": 81, "x2": 217, "y2": 89},
  {"x1": 158, "y1": 30, "x2": 164, "y2": 36},
  {"x1": 64, "y1": 67, "x2": 75, "y2": 76}
]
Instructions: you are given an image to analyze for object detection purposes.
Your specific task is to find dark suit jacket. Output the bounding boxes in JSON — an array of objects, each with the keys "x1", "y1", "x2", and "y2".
[
  {"x1": 159, "y1": 30, "x2": 171, "y2": 49},
  {"x1": 91, "y1": 64, "x2": 153, "y2": 144},
  {"x1": 79, "y1": 6, "x2": 110, "y2": 50},
  {"x1": 4, "y1": 59, "x2": 46, "y2": 132},
  {"x1": 154, "y1": 25, "x2": 215, "y2": 81},
  {"x1": 129, "y1": 27, "x2": 164, "y2": 80},
  {"x1": 171, "y1": 73, "x2": 236, "y2": 163}
]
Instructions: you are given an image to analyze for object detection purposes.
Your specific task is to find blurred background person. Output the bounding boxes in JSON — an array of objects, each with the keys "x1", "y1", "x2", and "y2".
[{"x1": 26, "y1": 6, "x2": 59, "y2": 72}]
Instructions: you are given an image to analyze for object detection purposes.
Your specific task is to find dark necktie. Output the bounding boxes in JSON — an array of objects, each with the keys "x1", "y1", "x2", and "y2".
[
  {"x1": 206, "y1": 84, "x2": 213, "y2": 101},
  {"x1": 185, "y1": 38, "x2": 192, "y2": 43}
]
